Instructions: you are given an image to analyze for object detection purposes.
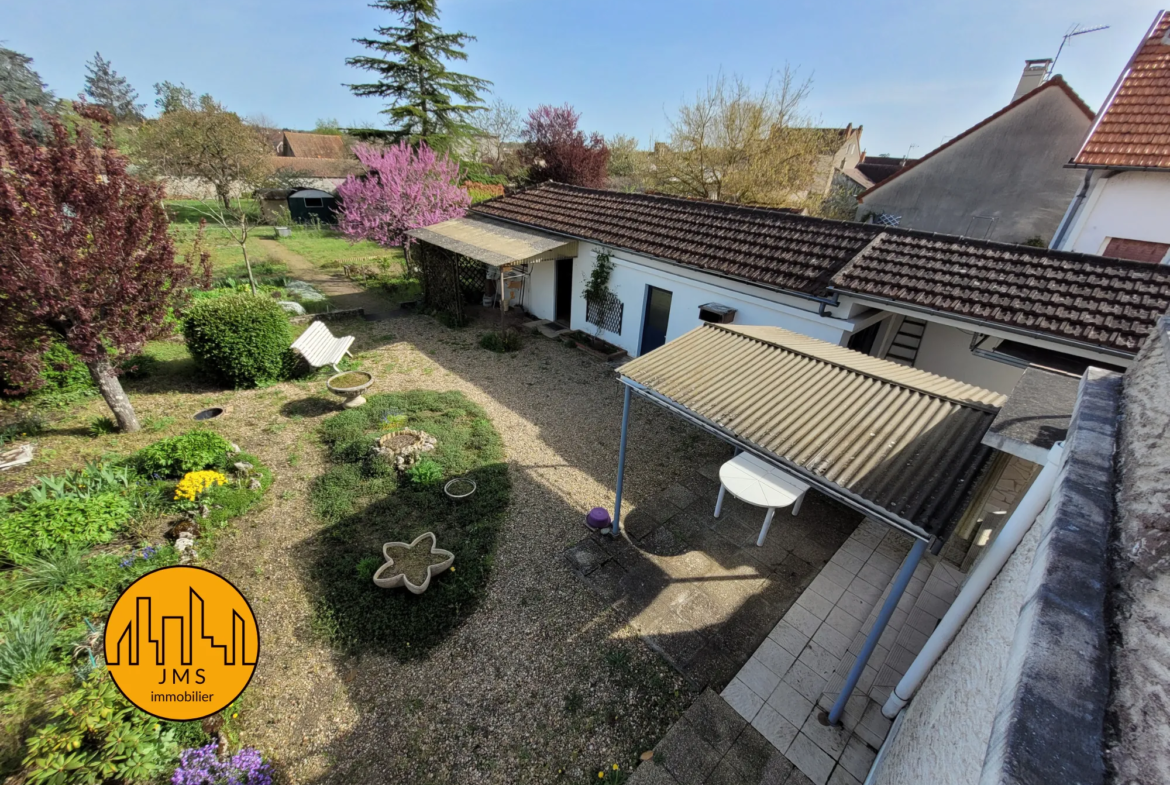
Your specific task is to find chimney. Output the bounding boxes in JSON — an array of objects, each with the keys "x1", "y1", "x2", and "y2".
[{"x1": 1012, "y1": 59, "x2": 1052, "y2": 102}]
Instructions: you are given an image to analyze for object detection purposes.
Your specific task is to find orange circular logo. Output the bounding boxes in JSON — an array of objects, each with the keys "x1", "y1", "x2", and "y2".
[{"x1": 105, "y1": 566, "x2": 259, "y2": 721}]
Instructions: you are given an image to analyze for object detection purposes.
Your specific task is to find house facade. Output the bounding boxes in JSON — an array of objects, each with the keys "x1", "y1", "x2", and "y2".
[
  {"x1": 856, "y1": 68, "x2": 1094, "y2": 245},
  {"x1": 1051, "y1": 10, "x2": 1170, "y2": 264}
]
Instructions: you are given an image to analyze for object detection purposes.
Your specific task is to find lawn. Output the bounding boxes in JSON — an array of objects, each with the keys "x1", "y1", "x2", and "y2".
[{"x1": 272, "y1": 231, "x2": 399, "y2": 270}]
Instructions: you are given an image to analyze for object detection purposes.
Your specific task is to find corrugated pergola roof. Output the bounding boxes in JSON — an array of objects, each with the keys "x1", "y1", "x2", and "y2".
[
  {"x1": 406, "y1": 214, "x2": 576, "y2": 268},
  {"x1": 619, "y1": 324, "x2": 1007, "y2": 538}
]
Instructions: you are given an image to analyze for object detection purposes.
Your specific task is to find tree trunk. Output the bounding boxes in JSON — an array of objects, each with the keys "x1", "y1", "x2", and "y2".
[
  {"x1": 86, "y1": 357, "x2": 141, "y2": 432},
  {"x1": 241, "y1": 243, "x2": 258, "y2": 295}
]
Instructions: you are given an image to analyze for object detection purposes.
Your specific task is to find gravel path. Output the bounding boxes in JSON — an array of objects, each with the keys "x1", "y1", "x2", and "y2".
[{"x1": 205, "y1": 312, "x2": 729, "y2": 783}]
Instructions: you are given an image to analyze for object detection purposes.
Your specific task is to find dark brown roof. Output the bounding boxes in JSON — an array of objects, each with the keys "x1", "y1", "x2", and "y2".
[
  {"x1": 829, "y1": 233, "x2": 1170, "y2": 354},
  {"x1": 1072, "y1": 11, "x2": 1170, "y2": 169},
  {"x1": 859, "y1": 76, "x2": 1095, "y2": 201},
  {"x1": 464, "y1": 183, "x2": 1170, "y2": 356},
  {"x1": 282, "y1": 131, "x2": 349, "y2": 159},
  {"x1": 472, "y1": 183, "x2": 881, "y2": 297},
  {"x1": 855, "y1": 155, "x2": 917, "y2": 186}
]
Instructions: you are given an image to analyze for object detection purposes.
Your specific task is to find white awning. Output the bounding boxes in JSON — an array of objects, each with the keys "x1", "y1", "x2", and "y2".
[{"x1": 407, "y1": 215, "x2": 577, "y2": 268}]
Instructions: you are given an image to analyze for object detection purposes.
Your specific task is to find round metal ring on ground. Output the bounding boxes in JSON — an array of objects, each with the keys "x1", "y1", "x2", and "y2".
[
  {"x1": 193, "y1": 407, "x2": 224, "y2": 421},
  {"x1": 444, "y1": 477, "x2": 477, "y2": 499}
]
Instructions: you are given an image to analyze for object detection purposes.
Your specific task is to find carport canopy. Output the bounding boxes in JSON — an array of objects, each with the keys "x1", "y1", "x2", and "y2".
[
  {"x1": 615, "y1": 323, "x2": 1008, "y2": 540},
  {"x1": 407, "y1": 214, "x2": 577, "y2": 268}
]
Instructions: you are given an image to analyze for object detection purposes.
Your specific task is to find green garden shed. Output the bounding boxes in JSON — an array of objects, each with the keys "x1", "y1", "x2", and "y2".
[{"x1": 288, "y1": 188, "x2": 338, "y2": 224}]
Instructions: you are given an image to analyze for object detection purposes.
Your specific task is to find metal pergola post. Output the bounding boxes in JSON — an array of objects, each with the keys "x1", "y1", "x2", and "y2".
[
  {"x1": 612, "y1": 385, "x2": 633, "y2": 535},
  {"x1": 826, "y1": 537, "x2": 928, "y2": 726}
]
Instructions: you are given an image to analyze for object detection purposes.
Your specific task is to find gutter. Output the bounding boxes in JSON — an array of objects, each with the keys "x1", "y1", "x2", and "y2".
[
  {"x1": 828, "y1": 289, "x2": 1136, "y2": 363},
  {"x1": 468, "y1": 208, "x2": 844, "y2": 310},
  {"x1": 1049, "y1": 168, "x2": 1094, "y2": 251},
  {"x1": 881, "y1": 441, "x2": 1065, "y2": 718}
]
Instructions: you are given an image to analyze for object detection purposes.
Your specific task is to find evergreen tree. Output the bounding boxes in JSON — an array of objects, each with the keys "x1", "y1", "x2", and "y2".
[
  {"x1": 84, "y1": 52, "x2": 144, "y2": 121},
  {"x1": 0, "y1": 47, "x2": 56, "y2": 138},
  {"x1": 346, "y1": 0, "x2": 490, "y2": 149}
]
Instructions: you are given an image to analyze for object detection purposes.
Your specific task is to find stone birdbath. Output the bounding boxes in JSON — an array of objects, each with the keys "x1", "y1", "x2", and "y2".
[
  {"x1": 327, "y1": 371, "x2": 373, "y2": 408},
  {"x1": 372, "y1": 532, "x2": 455, "y2": 594}
]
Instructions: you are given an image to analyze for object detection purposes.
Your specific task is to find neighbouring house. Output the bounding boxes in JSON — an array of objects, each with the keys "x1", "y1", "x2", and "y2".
[
  {"x1": 856, "y1": 64, "x2": 1094, "y2": 244},
  {"x1": 409, "y1": 182, "x2": 1167, "y2": 396},
  {"x1": 808, "y1": 124, "x2": 867, "y2": 199},
  {"x1": 1051, "y1": 10, "x2": 1170, "y2": 263},
  {"x1": 268, "y1": 130, "x2": 362, "y2": 192}
]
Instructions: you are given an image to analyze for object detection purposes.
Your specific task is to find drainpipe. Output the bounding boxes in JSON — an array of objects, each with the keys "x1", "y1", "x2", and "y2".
[
  {"x1": 881, "y1": 441, "x2": 1065, "y2": 719},
  {"x1": 1049, "y1": 170, "x2": 1093, "y2": 251}
]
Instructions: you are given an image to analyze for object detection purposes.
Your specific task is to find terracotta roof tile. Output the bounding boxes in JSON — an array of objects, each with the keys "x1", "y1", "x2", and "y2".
[
  {"x1": 282, "y1": 131, "x2": 349, "y2": 159},
  {"x1": 1073, "y1": 11, "x2": 1170, "y2": 169}
]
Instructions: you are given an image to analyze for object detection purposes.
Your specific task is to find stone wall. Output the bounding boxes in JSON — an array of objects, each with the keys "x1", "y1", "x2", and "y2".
[{"x1": 1107, "y1": 317, "x2": 1170, "y2": 785}]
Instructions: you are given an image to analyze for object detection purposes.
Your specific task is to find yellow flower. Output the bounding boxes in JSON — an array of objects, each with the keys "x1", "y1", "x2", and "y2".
[
  {"x1": 598, "y1": 773, "x2": 604, "y2": 779},
  {"x1": 174, "y1": 470, "x2": 227, "y2": 501},
  {"x1": 613, "y1": 764, "x2": 619, "y2": 770}
]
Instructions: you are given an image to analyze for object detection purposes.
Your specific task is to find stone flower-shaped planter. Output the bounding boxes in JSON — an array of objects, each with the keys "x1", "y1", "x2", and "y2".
[
  {"x1": 372, "y1": 532, "x2": 454, "y2": 594},
  {"x1": 327, "y1": 371, "x2": 373, "y2": 408},
  {"x1": 370, "y1": 428, "x2": 437, "y2": 470}
]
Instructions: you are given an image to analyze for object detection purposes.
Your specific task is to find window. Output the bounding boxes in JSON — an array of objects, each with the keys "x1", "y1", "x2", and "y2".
[
  {"x1": 303, "y1": 197, "x2": 324, "y2": 208},
  {"x1": 1103, "y1": 237, "x2": 1170, "y2": 264}
]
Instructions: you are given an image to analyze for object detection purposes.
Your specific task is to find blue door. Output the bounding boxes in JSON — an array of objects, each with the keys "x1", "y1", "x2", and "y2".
[{"x1": 639, "y1": 286, "x2": 672, "y2": 355}]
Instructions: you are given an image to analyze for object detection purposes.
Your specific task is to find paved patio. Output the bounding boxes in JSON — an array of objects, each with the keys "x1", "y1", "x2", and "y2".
[{"x1": 564, "y1": 454, "x2": 862, "y2": 691}]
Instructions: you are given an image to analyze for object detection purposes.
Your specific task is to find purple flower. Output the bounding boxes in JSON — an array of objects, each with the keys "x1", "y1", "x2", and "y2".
[{"x1": 172, "y1": 745, "x2": 273, "y2": 785}]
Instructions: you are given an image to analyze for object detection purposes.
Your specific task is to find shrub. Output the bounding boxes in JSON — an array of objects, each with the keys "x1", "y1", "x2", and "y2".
[
  {"x1": 133, "y1": 430, "x2": 232, "y2": 478},
  {"x1": 181, "y1": 294, "x2": 291, "y2": 387},
  {"x1": 22, "y1": 674, "x2": 179, "y2": 785},
  {"x1": 0, "y1": 493, "x2": 132, "y2": 563},
  {"x1": 0, "y1": 607, "x2": 60, "y2": 686},
  {"x1": 14, "y1": 548, "x2": 85, "y2": 595},
  {"x1": 405, "y1": 457, "x2": 444, "y2": 488},
  {"x1": 478, "y1": 330, "x2": 522, "y2": 353},
  {"x1": 88, "y1": 415, "x2": 117, "y2": 436}
]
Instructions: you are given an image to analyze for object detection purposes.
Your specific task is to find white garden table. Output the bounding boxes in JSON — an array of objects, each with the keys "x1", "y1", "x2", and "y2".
[{"x1": 715, "y1": 452, "x2": 810, "y2": 546}]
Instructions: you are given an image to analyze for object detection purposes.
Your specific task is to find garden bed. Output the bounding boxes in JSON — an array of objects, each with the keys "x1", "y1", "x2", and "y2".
[
  {"x1": 0, "y1": 431, "x2": 271, "y2": 782},
  {"x1": 565, "y1": 330, "x2": 627, "y2": 361},
  {"x1": 307, "y1": 390, "x2": 509, "y2": 659}
]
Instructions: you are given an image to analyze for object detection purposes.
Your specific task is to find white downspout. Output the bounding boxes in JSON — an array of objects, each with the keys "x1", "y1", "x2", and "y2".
[{"x1": 881, "y1": 441, "x2": 1065, "y2": 718}]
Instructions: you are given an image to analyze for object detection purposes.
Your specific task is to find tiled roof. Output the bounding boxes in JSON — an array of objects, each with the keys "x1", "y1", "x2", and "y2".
[
  {"x1": 472, "y1": 183, "x2": 882, "y2": 297},
  {"x1": 1072, "y1": 11, "x2": 1170, "y2": 169},
  {"x1": 282, "y1": 131, "x2": 349, "y2": 159},
  {"x1": 268, "y1": 156, "x2": 362, "y2": 178},
  {"x1": 829, "y1": 233, "x2": 1170, "y2": 354},
  {"x1": 859, "y1": 76, "x2": 1094, "y2": 201},
  {"x1": 463, "y1": 183, "x2": 1170, "y2": 356}
]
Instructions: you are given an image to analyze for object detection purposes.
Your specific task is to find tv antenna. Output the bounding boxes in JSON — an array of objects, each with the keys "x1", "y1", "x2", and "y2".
[{"x1": 1048, "y1": 24, "x2": 1110, "y2": 77}]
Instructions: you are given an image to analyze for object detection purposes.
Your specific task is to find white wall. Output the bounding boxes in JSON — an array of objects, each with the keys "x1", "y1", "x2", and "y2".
[
  {"x1": 524, "y1": 258, "x2": 557, "y2": 321},
  {"x1": 549, "y1": 242, "x2": 855, "y2": 356},
  {"x1": 914, "y1": 322, "x2": 1024, "y2": 394},
  {"x1": 1058, "y1": 171, "x2": 1170, "y2": 258},
  {"x1": 872, "y1": 506, "x2": 1047, "y2": 785}
]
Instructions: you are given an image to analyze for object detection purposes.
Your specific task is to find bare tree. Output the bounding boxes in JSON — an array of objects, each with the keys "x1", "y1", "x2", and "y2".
[
  {"x1": 190, "y1": 197, "x2": 264, "y2": 295},
  {"x1": 475, "y1": 97, "x2": 521, "y2": 168},
  {"x1": 653, "y1": 68, "x2": 826, "y2": 207}
]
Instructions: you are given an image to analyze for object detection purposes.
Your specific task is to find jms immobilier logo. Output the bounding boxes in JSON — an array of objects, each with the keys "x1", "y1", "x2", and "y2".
[{"x1": 105, "y1": 566, "x2": 259, "y2": 721}]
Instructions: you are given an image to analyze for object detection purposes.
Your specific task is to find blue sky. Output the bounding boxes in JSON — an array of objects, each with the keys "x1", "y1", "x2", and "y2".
[{"x1": 4, "y1": 0, "x2": 1165, "y2": 157}]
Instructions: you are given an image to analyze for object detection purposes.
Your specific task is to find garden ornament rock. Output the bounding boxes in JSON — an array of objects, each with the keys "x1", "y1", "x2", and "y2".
[
  {"x1": 278, "y1": 301, "x2": 307, "y2": 315},
  {"x1": 371, "y1": 428, "x2": 437, "y2": 470},
  {"x1": 372, "y1": 532, "x2": 454, "y2": 594}
]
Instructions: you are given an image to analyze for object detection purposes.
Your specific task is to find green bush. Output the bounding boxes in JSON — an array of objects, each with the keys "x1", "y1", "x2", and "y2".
[
  {"x1": 22, "y1": 674, "x2": 179, "y2": 785},
  {"x1": 0, "y1": 607, "x2": 60, "y2": 686},
  {"x1": 181, "y1": 294, "x2": 292, "y2": 387},
  {"x1": 132, "y1": 430, "x2": 231, "y2": 478},
  {"x1": 406, "y1": 457, "x2": 444, "y2": 487},
  {"x1": 0, "y1": 494, "x2": 132, "y2": 563},
  {"x1": 478, "y1": 330, "x2": 522, "y2": 353}
]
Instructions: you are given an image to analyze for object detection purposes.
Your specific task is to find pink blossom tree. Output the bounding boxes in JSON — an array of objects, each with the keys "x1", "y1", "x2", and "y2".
[{"x1": 336, "y1": 141, "x2": 470, "y2": 247}]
